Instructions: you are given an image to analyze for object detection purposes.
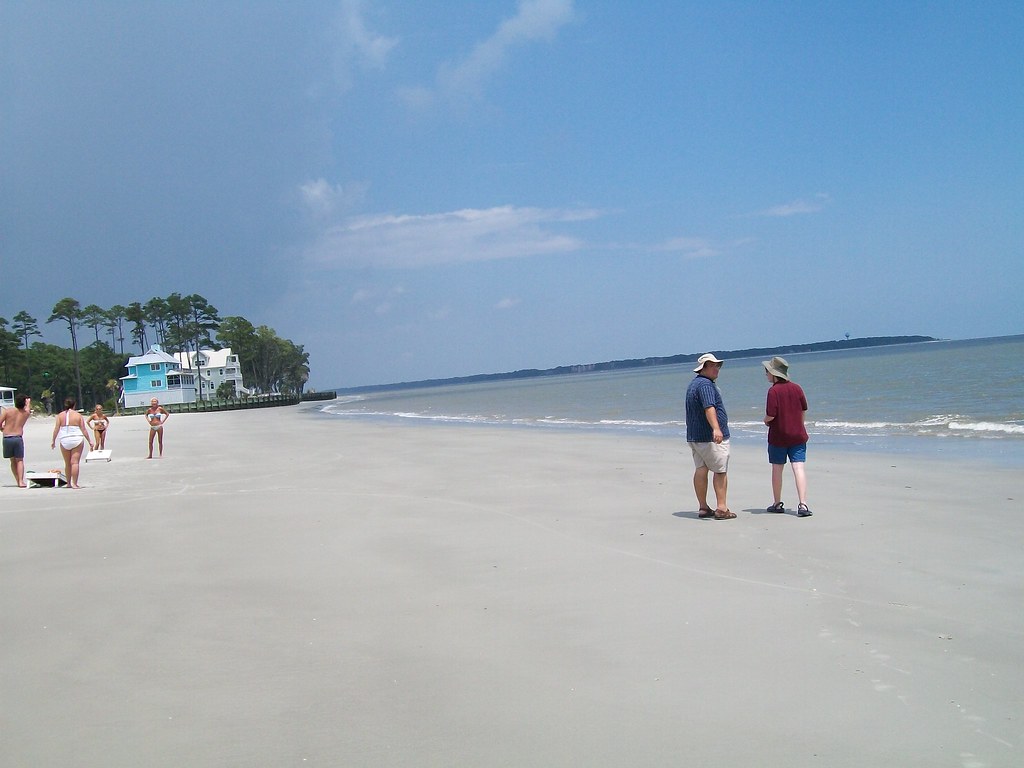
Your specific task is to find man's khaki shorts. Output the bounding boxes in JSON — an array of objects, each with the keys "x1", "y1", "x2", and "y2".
[{"x1": 690, "y1": 440, "x2": 730, "y2": 473}]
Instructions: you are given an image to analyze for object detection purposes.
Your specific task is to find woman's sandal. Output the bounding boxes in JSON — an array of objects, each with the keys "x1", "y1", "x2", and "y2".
[
  {"x1": 698, "y1": 506, "x2": 715, "y2": 518},
  {"x1": 767, "y1": 501, "x2": 785, "y2": 513},
  {"x1": 714, "y1": 509, "x2": 736, "y2": 520}
]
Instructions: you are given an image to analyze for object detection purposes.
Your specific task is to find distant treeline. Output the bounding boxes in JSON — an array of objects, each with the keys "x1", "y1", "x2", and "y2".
[
  {"x1": 340, "y1": 335, "x2": 937, "y2": 394},
  {"x1": 1, "y1": 293, "x2": 310, "y2": 410}
]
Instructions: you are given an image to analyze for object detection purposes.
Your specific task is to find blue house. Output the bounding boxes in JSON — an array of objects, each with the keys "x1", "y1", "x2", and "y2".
[{"x1": 121, "y1": 345, "x2": 197, "y2": 408}]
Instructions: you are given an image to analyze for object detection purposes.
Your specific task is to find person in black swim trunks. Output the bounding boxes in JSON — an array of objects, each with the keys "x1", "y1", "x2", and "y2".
[{"x1": 1, "y1": 394, "x2": 32, "y2": 488}]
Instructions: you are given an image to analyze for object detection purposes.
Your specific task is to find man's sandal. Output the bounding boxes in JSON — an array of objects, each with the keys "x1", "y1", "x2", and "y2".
[
  {"x1": 714, "y1": 509, "x2": 736, "y2": 520},
  {"x1": 698, "y1": 506, "x2": 715, "y2": 518}
]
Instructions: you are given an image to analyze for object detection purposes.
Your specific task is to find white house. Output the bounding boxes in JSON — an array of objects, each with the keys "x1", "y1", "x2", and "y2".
[
  {"x1": 174, "y1": 348, "x2": 248, "y2": 399},
  {"x1": 121, "y1": 345, "x2": 197, "y2": 408}
]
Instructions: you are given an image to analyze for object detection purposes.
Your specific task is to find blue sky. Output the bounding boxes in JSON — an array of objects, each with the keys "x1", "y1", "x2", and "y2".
[{"x1": 2, "y1": 1, "x2": 1021, "y2": 388}]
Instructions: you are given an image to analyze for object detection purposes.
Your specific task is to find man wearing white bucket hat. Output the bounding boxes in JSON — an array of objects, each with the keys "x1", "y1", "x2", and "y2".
[{"x1": 685, "y1": 353, "x2": 733, "y2": 520}]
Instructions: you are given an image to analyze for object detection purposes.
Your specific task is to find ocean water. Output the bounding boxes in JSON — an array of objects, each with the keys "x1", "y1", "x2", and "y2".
[{"x1": 321, "y1": 335, "x2": 1024, "y2": 464}]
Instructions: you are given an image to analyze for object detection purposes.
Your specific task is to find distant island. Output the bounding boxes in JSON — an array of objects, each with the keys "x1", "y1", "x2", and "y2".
[{"x1": 339, "y1": 335, "x2": 937, "y2": 394}]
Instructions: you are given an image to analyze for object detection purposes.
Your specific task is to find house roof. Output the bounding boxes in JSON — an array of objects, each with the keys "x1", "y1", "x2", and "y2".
[
  {"x1": 175, "y1": 348, "x2": 235, "y2": 369},
  {"x1": 125, "y1": 344, "x2": 181, "y2": 367}
]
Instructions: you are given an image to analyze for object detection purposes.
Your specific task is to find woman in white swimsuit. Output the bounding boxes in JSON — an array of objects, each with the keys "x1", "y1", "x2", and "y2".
[
  {"x1": 51, "y1": 398, "x2": 93, "y2": 489},
  {"x1": 87, "y1": 404, "x2": 110, "y2": 450}
]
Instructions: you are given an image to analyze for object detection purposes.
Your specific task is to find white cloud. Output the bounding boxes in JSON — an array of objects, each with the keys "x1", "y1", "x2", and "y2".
[
  {"x1": 653, "y1": 237, "x2": 720, "y2": 260},
  {"x1": 304, "y1": 204, "x2": 599, "y2": 269},
  {"x1": 753, "y1": 193, "x2": 831, "y2": 218},
  {"x1": 350, "y1": 284, "x2": 406, "y2": 308},
  {"x1": 495, "y1": 297, "x2": 521, "y2": 310},
  {"x1": 395, "y1": 85, "x2": 435, "y2": 110},
  {"x1": 330, "y1": 0, "x2": 399, "y2": 92},
  {"x1": 300, "y1": 178, "x2": 369, "y2": 219},
  {"x1": 402, "y1": 0, "x2": 575, "y2": 107},
  {"x1": 444, "y1": 0, "x2": 574, "y2": 93},
  {"x1": 351, "y1": 287, "x2": 373, "y2": 304}
]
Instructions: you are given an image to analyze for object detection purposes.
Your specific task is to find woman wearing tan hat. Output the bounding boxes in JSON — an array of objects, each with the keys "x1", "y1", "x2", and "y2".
[{"x1": 762, "y1": 356, "x2": 812, "y2": 517}]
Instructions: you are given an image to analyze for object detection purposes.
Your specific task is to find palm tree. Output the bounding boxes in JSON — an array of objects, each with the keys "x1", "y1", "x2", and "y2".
[
  {"x1": 47, "y1": 297, "x2": 84, "y2": 405},
  {"x1": 107, "y1": 378, "x2": 122, "y2": 415},
  {"x1": 12, "y1": 311, "x2": 41, "y2": 394},
  {"x1": 125, "y1": 302, "x2": 148, "y2": 352},
  {"x1": 163, "y1": 292, "x2": 190, "y2": 354},
  {"x1": 185, "y1": 294, "x2": 220, "y2": 401},
  {"x1": 81, "y1": 304, "x2": 107, "y2": 345},
  {"x1": 0, "y1": 318, "x2": 18, "y2": 383},
  {"x1": 144, "y1": 296, "x2": 170, "y2": 350},
  {"x1": 107, "y1": 305, "x2": 127, "y2": 355}
]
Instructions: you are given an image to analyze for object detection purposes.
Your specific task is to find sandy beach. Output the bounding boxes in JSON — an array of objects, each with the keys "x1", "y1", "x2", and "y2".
[{"x1": 2, "y1": 405, "x2": 1021, "y2": 767}]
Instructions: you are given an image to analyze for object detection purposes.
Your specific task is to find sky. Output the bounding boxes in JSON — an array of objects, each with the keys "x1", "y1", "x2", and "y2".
[{"x1": 2, "y1": 1, "x2": 1021, "y2": 389}]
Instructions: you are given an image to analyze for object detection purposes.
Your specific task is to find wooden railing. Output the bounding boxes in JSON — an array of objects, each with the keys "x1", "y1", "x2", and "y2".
[
  {"x1": 121, "y1": 393, "x2": 300, "y2": 416},
  {"x1": 301, "y1": 391, "x2": 337, "y2": 402}
]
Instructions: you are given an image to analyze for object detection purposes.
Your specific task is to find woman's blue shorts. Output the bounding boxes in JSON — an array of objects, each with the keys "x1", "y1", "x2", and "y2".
[{"x1": 768, "y1": 443, "x2": 806, "y2": 465}]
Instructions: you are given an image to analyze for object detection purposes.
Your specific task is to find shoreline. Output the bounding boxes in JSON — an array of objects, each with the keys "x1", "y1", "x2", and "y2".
[
  {"x1": 314, "y1": 405, "x2": 1024, "y2": 469},
  {"x1": 2, "y1": 407, "x2": 1022, "y2": 766},
  {"x1": 320, "y1": 335, "x2": 1024, "y2": 466}
]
